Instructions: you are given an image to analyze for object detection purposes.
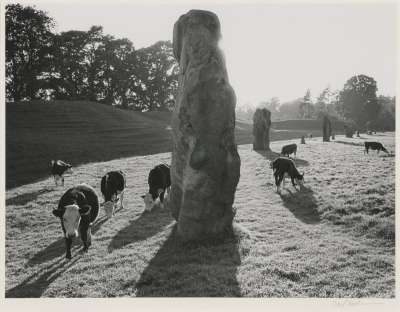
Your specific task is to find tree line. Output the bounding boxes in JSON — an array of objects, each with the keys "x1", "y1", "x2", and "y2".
[
  {"x1": 6, "y1": 4, "x2": 395, "y2": 129},
  {"x1": 237, "y1": 75, "x2": 395, "y2": 131},
  {"x1": 6, "y1": 4, "x2": 178, "y2": 111}
]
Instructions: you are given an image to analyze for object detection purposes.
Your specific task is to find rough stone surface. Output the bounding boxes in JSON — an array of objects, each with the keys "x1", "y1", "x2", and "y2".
[
  {"x1": 322, "y1": 116, "x2": 332, "y2": 142},
  {"x1": 169, "y1": 10, "x2": 241, "y2": 241},
  {"x1": 344, "y1": 125, "x2": 354, "y2": 138},
  {"x1": 253, "y1": 108, "x2": 271, "y2": 151}
]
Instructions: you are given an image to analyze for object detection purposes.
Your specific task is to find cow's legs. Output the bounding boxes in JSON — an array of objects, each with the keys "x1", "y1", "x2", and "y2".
[
  {"x1": 120, "y1": 191, "x2": 124, "y2": 209},
  {"x1": 159, "y1": 190, "x2": 166, "y2": 209},
  {"x1": 65, "y1": 237, "x2": 72, "y2": 259},
  {"x1": 277, "y1": 174, "x2": 284, "y2": 193},
  {"x1": 80, "y1": 222, "x2": 92, "y2": 252}
]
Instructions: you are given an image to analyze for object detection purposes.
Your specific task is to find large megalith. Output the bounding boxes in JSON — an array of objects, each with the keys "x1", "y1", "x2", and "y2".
[
  {"x1": 253, "y1": 108, "x2": 271, "y2": 151},
  {"x1": 322, "y1": 116, "x2": 331, "y2": 142},
  {"x1": 169, "y1": 10, "x2": 241, "y2": 241}
]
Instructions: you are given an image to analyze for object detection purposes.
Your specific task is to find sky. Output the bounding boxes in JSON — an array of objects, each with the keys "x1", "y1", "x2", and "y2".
[{"x1": 10, "y1": 0, "x2": 398, "y2": 107}]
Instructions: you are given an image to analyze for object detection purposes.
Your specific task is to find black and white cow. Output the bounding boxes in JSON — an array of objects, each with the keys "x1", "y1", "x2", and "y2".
[
  {"x1": 100, "y1": 170, "x2": 126, "y2": 218},
  {"x1": 50, "y1": 160, "x2": 72, "y2": 186},
  {"x1": 272, "y1": 157, "x2": 304, "y2": 193},
  {"x1": 364, "y1": 142, "x2": 389, "y2": 154},
  {"x1": 281, "y1": 143, "x2": 297, "y2": 157},
  {"x1": 142, "y1": 164, "x2": 171, "y2": 211},
  {"x1": 52, "y1": 184, "x2": 99, "y2": 259}
]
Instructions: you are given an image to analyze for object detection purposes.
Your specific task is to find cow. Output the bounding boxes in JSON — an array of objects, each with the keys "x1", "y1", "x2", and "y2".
[
  {"x1": 364, "y1": 142, "x2": 389, "y2": 154},
  {"x1": 100, "y1": 170, "x2": 126, "y2": 218},
  {"x1": 52, "y1": 184, "x2": 99, "y2": 259},
  {"x1": 50, "y1": 160, "x2": 72, "y2": 186},
  {"x1": 271, "y1": 157, "x2": 304, "y2": 193},
  {"x1": 281, "y1": 143, "x2": 297, "y2": 157},
  {"x1": 141, "y1": 164, "x2": 171, "y2": 212}
]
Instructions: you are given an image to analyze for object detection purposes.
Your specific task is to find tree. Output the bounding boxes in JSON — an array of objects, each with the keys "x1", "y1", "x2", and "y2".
[
  {"x1": 315, "y1": 87, "x2": 330, "y2": 118},
  {"x1": 338, "y1": 74, "x2": 380, "y2": 128},
  {"x1": 6, "y1": 4, "x2": 55, "y2": 101},
  {"x1": 298, "y1": 89, "x2": 314, "y2": 119},
  {"x1": 136, "y1": 41, "x2": 179, "y2": 111}
]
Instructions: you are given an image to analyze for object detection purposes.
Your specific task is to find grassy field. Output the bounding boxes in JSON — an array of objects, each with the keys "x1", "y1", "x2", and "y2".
[
  {"x1": 7, "y1": 101, "x2": 327, "y2": 188},
  {"x1": 5, "y1": 132, "x2": 395, "y2": 297}
]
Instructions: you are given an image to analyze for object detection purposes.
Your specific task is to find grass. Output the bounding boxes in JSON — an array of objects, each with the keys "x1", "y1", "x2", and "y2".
[
  {"x1": 7, "y1": 100, "x2": 325, "y2": 188},
  {"x1": 5, "y1": 132, "x2": 395, "y2": 297}
]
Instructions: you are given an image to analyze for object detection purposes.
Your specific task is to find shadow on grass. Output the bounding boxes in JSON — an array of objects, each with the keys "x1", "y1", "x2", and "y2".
[
  {"x1": 27, "y1": 216, "x2": 109, "y2": 266},
  {"x1": 279, "y1": 186, "x2": 321, "y2": 224},
  {"x1": 107, "y1": 208, "x2": 173, "y2": 253},
  {"x1": 334, "y1": 140, "x2": 364, "y2": 147},
  {"x1": 6, "y1": 256, "x2": 80, "y2": 298},
  {"x1": 254, "y1": 149, "x2": 309, "y2": 167},
  {"x1": 6, "y1": 189, "x2": 53, "y2": 206},
  {"x1": 130, "y1": 224, "x2": 247, "y2": 297}
]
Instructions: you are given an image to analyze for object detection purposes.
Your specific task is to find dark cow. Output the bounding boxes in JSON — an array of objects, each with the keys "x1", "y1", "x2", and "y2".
[
  {"x1": 100, "y1": 170, "x2": 126, "y2": 218},
  {"x1": 52, "y1": 184, "x2": 99, "y2": 259},
  {"x1": 364, "y1": 142, "x2": 389, "y2": 154},
  {"x1": 281, "y1": 143, "x2": 297, "y2": 157},
  {"x1": 141, "y1": 164, "x2": 171, "y2": 211},
  {"x1": 50, "y1": 160, "x2": 72, "y2": 186},
  {"x1": 272, "y1": 157, "x2": 304, "y2": 193}
]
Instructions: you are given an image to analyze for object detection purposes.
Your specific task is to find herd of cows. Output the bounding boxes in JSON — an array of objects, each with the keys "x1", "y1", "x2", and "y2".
[
  {"x1": 50, "y1": 161, "x2": 171, "y2": 259},
  {"x1": 49, "y1": 138, "x2": 390, "y2": 259}
]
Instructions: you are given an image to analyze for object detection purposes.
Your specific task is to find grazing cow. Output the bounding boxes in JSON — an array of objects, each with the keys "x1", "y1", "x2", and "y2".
[
  {"x1": 101, "y1": 170, "x2": 126, "y2": 218},
  {"x1": 281, "y1": 143, "x2": 297, "y2": 157},
  {"x1": 52, "y1": 184, "x2": 99, "y2": 259},
  {"x1": 50, "y1": 160, "x2": 72, "y2": 186},
  {"x1": 364, "y1": 142, "x2": 389, "y2": 154},
  {"x1": 142, "y1": 164, "x2": 171, "y2": 211},
  {"x1": 272, "y1": 157, "x2": 304, "y2": 193}
]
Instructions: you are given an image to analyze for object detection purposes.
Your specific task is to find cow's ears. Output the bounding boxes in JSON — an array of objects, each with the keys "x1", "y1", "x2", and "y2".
[
  {"x1": 52, "y1": 209, "x2": 63, "y2": 218},
  {"x1": 79, "y1": 204, "x2": 91, "y2": 216}
]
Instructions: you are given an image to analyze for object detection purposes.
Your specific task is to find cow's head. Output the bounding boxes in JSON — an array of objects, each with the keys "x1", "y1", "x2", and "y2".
[
  {"x1": 103, "y1": 200, "x2": 115, "y2": 219},
  {"x1": 64, "y1": 165, "x2": 73, "y2": 174},
  {"x1": 297, "y1": 173, "x2": 305, "y2": 186},
  {"x1": 141, "y1": 193, "x2": 156, "y2": 211},
  {"x1": 53, "y1": 204, "x2": 91, "y2": 238}
]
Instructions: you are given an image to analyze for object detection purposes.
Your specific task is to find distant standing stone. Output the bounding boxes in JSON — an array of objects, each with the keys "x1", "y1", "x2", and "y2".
[
  {"x1": 322, "y1": 116, "x2": 332, "y2": 142},
  {"x1": 253, "y1": 108, "x2": 271, "y2": 151},
  {"x1": 169, "y1": 10, "x2": 241, "y2": 241},
  {"x1": 300, "y1": 136, "x2": 306, "y2": 144}
]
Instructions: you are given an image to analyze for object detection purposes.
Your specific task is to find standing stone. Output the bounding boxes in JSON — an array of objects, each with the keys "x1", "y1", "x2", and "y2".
[
  {"x1": 344, "y1": 125, "x2": 354, "y2": 138},
  {"x1": 169, "y1": 10, "x2": 241, "y2": 241},
  {"x1": 253, "y1": 108, "x2": 271, "y2": 151},
  {"x1": 300, "y1": 136, "x2": 306, "y2": 144},
  {"x1": 322, "y1": 116, "x2": 331, "y2": 142},
  {"x1": 331, "y1": 133, "x2": 335, "y2": 140}
]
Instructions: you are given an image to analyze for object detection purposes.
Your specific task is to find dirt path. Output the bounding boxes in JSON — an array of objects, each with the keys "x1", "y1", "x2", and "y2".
[{"x1": 5, "y1": 134, "x2": 395, "y2": 297}]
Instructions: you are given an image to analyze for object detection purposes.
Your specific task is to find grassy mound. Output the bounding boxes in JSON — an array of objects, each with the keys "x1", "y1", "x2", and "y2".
[{"x1": 7, "y1": 101, "x2": 324, "y2": 188}]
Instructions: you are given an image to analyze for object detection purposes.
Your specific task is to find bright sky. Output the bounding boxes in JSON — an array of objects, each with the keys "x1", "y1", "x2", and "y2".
[{"x1": 11, "y1": 0, "x2": 397, "y2": 106}]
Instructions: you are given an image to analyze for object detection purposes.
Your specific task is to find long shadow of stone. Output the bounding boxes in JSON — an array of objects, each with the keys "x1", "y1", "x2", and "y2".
[
  {"x1": 27, "y1": 215, "x2": 109, "y2": 266},
  {"x1": 108, "y1": 208, "x2": 173, "y2": 253},
  {"x1": 6, "y1": 189, "x2": 52, "y2": 206},
  {"x1": 279, "y1": 187, "x2": 321, "y2": 224},
  {"x1": 254, "y1": 149, "x2": 309, "y2": 167},
  {"x1": 6, "y1": 256, "x2": 80, "y2": 297},
  {"x1": 130, "y1": 225, "x2": 248, "y2": 297}
]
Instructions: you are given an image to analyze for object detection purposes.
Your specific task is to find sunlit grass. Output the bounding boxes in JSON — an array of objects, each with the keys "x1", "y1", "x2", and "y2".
[{"x1": 5, "y1": 133, "x2": 395, "y2": 297}]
